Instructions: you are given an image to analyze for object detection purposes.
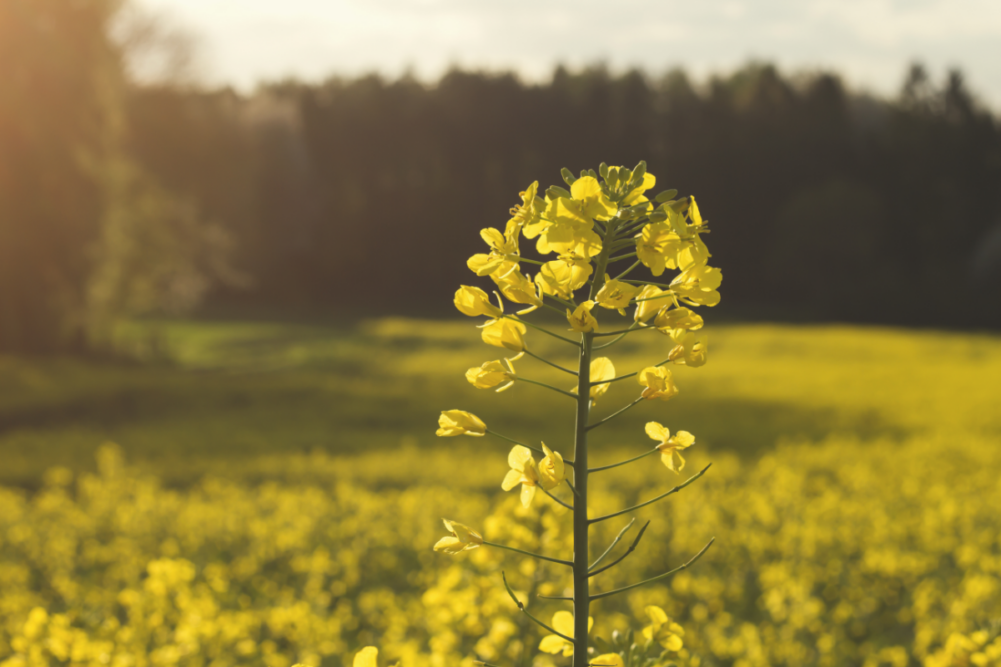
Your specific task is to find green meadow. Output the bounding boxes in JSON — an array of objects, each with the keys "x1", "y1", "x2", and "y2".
[{"x1": 1, "y1": 318, "x2": 998, "y2": 486}]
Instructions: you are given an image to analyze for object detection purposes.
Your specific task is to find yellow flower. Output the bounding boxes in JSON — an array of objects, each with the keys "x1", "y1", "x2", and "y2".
[
  {"x1": 493, "y1": 268, "x2": 543, "y2": 311},
  {"x1": 592, "y1": 654, "x2": 625, "y2": 667},
  {"x1": 433, "y1": 518, "x2": 483, "y2": 554},
  {"x1": 501, "y1": 446, "x2": 539, "y2": 507},
  {"x1": 436, "y1": 410, "x2": 487, "y2": 437},
  {"x1": 654, "y1": 306, "x2": 704, "y2": 332},
  {"x1": 571, "y1": 356, "x2": 616, "y2": 403},
  {"x1": 638, "y1": 366, "x2": 678, "y2": 401},
  {"x1": 353, "y1": 647, "x2": 379, "y2": 667},
  {"x1": 454, "y1": 285, "x2": 503, "y2": 318},
  {"x1": 537, "y1": 443, "x2": 565, "y2": 491},
  {"x1": 622, "y1": 171, "x2": 657, "y2": 206},
  {"x1": 642, "y1": 606, "x2": 685, "y2": 651},
  {"x1": 466, "y1": 356, "x2": 519, "y2": 392},
  {"x1": 536, "y1": 260, "x2": 574, "y2": 300},
  {"x1": 539, "y1": 611, "x2": 593, "y2": 656},
  {"x1": 595, "y1": 278, "x2": 641, "y2": 315},
  {"x1": 670, "y1": 264, "x2": 722, "y2": 307},
  {"x1": 634, "y1": 285, "x2": 675, "y2": 323},
  {"x1": 506, "y1": 181, "x2": 543, "y2": 237},
  {"x1": 636, "y1": 222, "x2": 683, "y2": 277},
  {"x1": 480, "y1": 318, "x2": 527, "y2": 352},
  {"x1": 645, "y1": 422, "x2": 695, "y2": 473},
  {"x1": 567, "y1": 301, "x2": 598, "y2": 333},
  {"x1": 688, "y1": 196, "x2": 705, "y2": 228},
  {"x1": 667, "y1": 331, "x2": 708, "y2": 368},
  {"x1": 570, "y1": 175, "x2": 617, "y2": 221}
]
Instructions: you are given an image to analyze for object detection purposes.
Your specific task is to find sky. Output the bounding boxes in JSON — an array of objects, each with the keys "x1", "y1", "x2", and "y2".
[{"x1": 139, "y1": 0, "x2": 1001, "y2": 108}]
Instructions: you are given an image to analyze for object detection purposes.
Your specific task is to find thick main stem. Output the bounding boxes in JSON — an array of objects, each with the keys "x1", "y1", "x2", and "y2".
[{"x1": 571, "y1": 226, "x2": 615, "y2": 666}]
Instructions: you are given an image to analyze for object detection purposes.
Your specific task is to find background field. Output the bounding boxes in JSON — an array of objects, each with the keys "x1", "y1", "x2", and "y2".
[{"x1": 1, "y1": 320, "x2": 1000, "y2": 667}]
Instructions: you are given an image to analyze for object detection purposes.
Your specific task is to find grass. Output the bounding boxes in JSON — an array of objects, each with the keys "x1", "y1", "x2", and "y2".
[{"x1": 0, "y1": 317, "x2": 998, "y2": 486}]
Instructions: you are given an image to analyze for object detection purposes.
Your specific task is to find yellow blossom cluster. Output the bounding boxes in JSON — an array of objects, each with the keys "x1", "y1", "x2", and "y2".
[{"x1": 0, "y1": 433, "x2": 998, "y2": 667}]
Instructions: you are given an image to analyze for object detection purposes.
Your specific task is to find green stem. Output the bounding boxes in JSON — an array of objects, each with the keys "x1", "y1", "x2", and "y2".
[
  {"x1": 524, "y1": 349, "x2": 578, "y2": 376},
  {"x1": 485, "y1": 541, "x2": 573, "y2": 567},
  {"x1": 607, "y1": 251, "x2": 638, "y2": 263},
  {"x1": 593, "y1": 322, "x2": 643, "y2": 350},
  {"x1": 589, "y1": 538, "x2": 715, "y2": 600},
  {"x1": 588, "y1": 448, "x2": 658, "y2": 473},
  {"x1": 516, "y1": 377, "x2": 579, "y2": 400},
  {"x1": 589, "y1": 464, "x2": 711, "y2": 524}
]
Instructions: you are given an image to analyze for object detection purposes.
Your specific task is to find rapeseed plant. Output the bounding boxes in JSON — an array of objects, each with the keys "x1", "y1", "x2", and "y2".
[{"x1": 434, "y1": 163, "x2": 720, "y2": 666}]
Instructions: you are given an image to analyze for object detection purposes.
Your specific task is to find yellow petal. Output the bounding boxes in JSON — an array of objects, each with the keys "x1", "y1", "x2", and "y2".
[
  {"x1": 592, "y1": 654, "x2": 624, "y2": 667},
  {"x1": 539, "y1": 635, "x2": 567, "y2": 654},
  {"x1": 552, "y1": 611, "x2": 575, "y2": 636},
  {"x1": 508, "y1": 445, "x2": 534, "y2": 472},
  {"x1": 354, "y1": 647, "x2": 379, "y2": 667},
  {"x1": 520, "y1": 483, "x2": 536, "y2": 508},
  {"x1": 501, "y1": 469, "x2": 523, "y2": 491},
  {"x1": 646, "y1": 605, "x2": 669, "y2": 626},
  {"x1": 645, "y1": 422, "x2": 669, "y2": 442}
]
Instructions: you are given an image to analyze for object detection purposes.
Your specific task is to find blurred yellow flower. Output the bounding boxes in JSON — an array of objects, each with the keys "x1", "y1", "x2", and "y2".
[
  {"x1": 465, "y1": 356, "x2": 519, "y2": 392},
  {"x1": 592, "y1": 653, "x2": 625, "y2": 667},
  {"x1": 645, "y1": 422, "x2": 695, "y2": 473},
  {"x1": 435, "y1": 410, "x2": 487, "y2": 437},
  {"x1": 454, "y1": 285, "x2": 503, "y2": 318},
  {"x1": 501, "y1": 446, "x2": 539, "y2": 507},
  {"x1": 573, "y1": 356, "x2": 615, "y2": 403},
  {"x1": 642, "y1": 606, "x2": 684, "y2": 651},
  {"x1": 638, "y1": 366, "x2": 678, "y2": 401},
  {"x1": 480, "y1": 318, "x2": 526, "y2": 352},
  {"x1": 567, "y1": 301, "x2": 598, "y2": 333},
  {"x1": 433, "y1": 519, "x2": 483, "y2": 554},
  {"x1": 539, "y1": 611, "x2": 592, "y2": 656},
  {"x1": 353, "y1": 647, "x2": 379, "y2": 667},
  {"x1": 537, "y1": 443, "x2": 565, "y2": 491}
]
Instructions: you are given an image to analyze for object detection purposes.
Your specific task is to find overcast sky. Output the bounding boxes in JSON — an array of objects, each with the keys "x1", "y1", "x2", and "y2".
[{"x1": 139, "y1": 0, "x2": 1001, "y2": 108}]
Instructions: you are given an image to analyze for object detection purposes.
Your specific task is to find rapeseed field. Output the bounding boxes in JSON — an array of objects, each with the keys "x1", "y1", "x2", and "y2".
[{"x1": 1, "y1": 320, "x2": 999, "y2": 667}]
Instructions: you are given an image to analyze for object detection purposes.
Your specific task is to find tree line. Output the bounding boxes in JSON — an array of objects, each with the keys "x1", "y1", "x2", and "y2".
[{"x1": 2, "y1": 0, "x2": 999, "y2": 353}]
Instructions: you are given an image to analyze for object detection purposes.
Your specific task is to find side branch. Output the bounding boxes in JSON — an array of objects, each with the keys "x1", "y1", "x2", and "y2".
[
  {"x1": 505, "y1": 316, "x2": 581, "y2": 347},
  {"x1": 587, "y1": 397, "x2": 644, "y2": 431},
  {"x1": 524, "y1": 349, "x2": 578, "y2": 376},
  {"x1": 589, "y1": 464, "x2": 711, "y2": 524},
  {"x1": 516, "y1": 377, "x2": 579, "y2": 400},
  {"x1": 541, "y1": 486, "x2": 574, "y2": 511},
  {"x1": 589, "y1": 538, "x2": 715, "y2": 600},
  {"x1": 588, "y1": 448, "x2": 657, "y2": 473},
  {"x1": 485, "y1": 541, "x2": 574, "y2": 567},
  {"x1": 588, "y1": 521, "x2": 650, "y2": 577},
  {"x1": 588, "y1": 518, "x2": 636, "y2": 571},
  {"x1": 502, "y1": 572, "x2": 574, "y2": 641}
]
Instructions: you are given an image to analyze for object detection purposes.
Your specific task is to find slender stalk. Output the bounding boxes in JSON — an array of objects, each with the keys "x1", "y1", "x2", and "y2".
[
  {"x1": 593, "y1": 322, "x2": 642, "y2": 350},
  {"x1": 539, "y1": 301, "x2": 569, "y2": 317},
  {"x1": 593, "y1": 325, "x2": 652, "y2": 337},
  {"x1": 612, "y1": 260, "x2": 642, "y2": 282},
  {"x1": 588, "y1": 521, "x2": 650, "y2": 577},
  {"x1": 607, "y1": 251, "x2": 638, "y2": 263},
  {"x1": 516, "y1": 377, "x2": 579, "y2": 400},
  {"x1": 484, "y1": 541, "x2": 573, "y2": 567},
  {"x1": 502, "y1": 572, "x2": 575, "y2": 640},
  {"x1": 541, "y1": 486, "x2": 574, "y2": 511},
  {"x1": 589, "y1": 464, "x2": 711, "y2": 524},
  {"x1": 524, "y1": 349, "x2": 578, "y2": 376},
  {"x1": 589, "y1": 538, "x2": 715, "y2": 600},
  {"x1": 588, "y1": 448, "x2": 657, "y2": 473},
  {"x1": 588, "y1": 518, "x2": 635, "y2": 571},
  {"x1": 587, "y1": 396, "x2": 644, "y2": 431}
]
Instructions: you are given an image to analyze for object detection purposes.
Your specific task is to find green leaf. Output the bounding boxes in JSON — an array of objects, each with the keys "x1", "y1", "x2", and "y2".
[{"x1": 654, "y1": 189, "x2": 678, "y2": 203}]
